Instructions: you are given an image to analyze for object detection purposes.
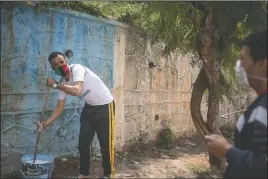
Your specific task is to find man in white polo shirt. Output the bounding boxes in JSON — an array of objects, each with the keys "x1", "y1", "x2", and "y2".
[{"x1": 37, "y1": 51, "x2": 115, "y2": 179}]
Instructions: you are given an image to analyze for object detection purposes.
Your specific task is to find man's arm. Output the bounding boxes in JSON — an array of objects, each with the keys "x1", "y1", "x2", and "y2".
[
  {"x1": 57, "y1": 81, "x2": 83, "y2": 97},
  {"x1": 45, "y1": 99, "x2": 65, "y2": 126},
  {"x1": 225, "y1": 107, "x2": 267, "y2": 178},
  {"x1": 57, "y1": 64, "x2": 86, "y2": 96}
]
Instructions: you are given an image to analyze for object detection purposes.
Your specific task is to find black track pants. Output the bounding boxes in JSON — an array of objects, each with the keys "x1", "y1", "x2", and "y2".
[{"x1": 78, "y1": 101, "x2": 115, "y2": 176}]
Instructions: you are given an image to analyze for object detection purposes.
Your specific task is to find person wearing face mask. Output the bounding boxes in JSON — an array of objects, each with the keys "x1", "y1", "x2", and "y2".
[
  {"x1": 37, "y1": 52, "x2": 115, "y2": 179},
  {"x1": 204, "y1": 31, "x2": 267, "y2": 178}
]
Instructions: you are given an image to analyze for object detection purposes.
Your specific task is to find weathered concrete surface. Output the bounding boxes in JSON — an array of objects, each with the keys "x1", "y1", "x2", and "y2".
[
  {"x1": 110, "y1": 27, "x2": 126, "y2": 151},
  {"x1": 1, "y1": 4, "x2": 257, "y2": 175},
  {"x1": 119, "y1": 31, "x2": 196, "y2": 148},
  {"x1": 1, "y1": 2, "x2": 115, "y2": 157},
  {"x1": 117, "y1": 29, "x2": 257, "y2": 149},
  {"x1": 1, "y1": 145, "x2": 22, "y2": 177}
]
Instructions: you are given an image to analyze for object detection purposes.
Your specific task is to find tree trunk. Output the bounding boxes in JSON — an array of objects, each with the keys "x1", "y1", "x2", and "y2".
[
  {"x1": 207, "y1": 87, "x2": 226, "y2": 171},
  {"x1": 190, "y1": 68, "x2": 210, "y2": 137},
  {"x1": 190, "y1": 68, "x2": 226, "y2": 171},
  {"x1": 194, "y1": 6, "x2": 226, "y2": 170}
]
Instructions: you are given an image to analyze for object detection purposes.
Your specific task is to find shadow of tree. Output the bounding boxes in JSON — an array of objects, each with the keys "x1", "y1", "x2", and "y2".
[
  {"x1": 2, "y1": 127, "x2": 233, "y2": 178},
  {"x1": 116, "y1": 127, "x2": 233, "y2": 177}
]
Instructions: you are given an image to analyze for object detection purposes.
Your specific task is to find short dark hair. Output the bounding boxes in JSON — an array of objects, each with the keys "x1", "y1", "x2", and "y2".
[
  {"x1": 242, "y1": 30, "x2": 267, "y2": 63},
  {"x1": 65, "y1": 49, "x2": 73, "y2": 56},
  {"x1": 48, "y1": 51, "x2": 66, "y2": 64}
]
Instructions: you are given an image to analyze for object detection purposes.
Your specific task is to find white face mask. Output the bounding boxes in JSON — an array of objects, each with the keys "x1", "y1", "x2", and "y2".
[
  {"x1": 235, "y1": 60, "x2": 250, "y2": 87},
  {"x1": 235, "y1": 60, "x2": 267, "y2": 88}
]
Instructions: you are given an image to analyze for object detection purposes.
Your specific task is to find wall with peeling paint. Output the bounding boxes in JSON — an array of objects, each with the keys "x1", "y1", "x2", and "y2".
[
  {"x1": 1, "y1": 3, "x2": 115, "y2": 156},
  {"x1": 113, "y1": 30, "x2": 196, "y2": 149},
  {"x1": 113, "y1": 26, "x2": 256, "y2": 150},
  {"x1": 1, "y1": 3, "x2": 255, "y2": 159}
]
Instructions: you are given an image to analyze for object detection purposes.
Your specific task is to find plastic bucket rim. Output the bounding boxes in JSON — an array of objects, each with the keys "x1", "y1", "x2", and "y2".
[{"x1": 21, "y1": 154, "x2": 54, "y2": 164}]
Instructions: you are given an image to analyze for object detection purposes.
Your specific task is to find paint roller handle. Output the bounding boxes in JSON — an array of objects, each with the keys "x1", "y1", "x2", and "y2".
[
  {"x1": 33, "y1": 132, "x2": 41, "y2": 163},
  {"x1": 36, "y1": 86, "x2": 51, "y2": 132},
  {"x1": 33, "y1": 86, "x2": 51, "y2": 163},
  {"x1": 40, "y1": 86, "x2": 51, "y2": 121}
]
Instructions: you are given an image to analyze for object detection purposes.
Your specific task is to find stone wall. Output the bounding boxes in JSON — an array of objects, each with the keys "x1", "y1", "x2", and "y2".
[
  {"x1": 116, "y1": 30, "x2": 196, "y2": 149},
  {"x1": 0, "y1": 3, "x2": 257, "y2": 157},
  {"x1": 114, "y1": 27, "x2": 257, "y2": 150}
]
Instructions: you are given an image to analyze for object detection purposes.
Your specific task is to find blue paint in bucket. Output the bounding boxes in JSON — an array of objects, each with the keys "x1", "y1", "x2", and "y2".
[{"x1": 21, "y1": 154, "x2": 54, "y2": 179}]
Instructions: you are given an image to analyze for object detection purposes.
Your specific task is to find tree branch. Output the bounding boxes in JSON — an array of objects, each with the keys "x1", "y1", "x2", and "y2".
[{"x1": 189, "y1": 1, "x2": 206, "y2": 14}]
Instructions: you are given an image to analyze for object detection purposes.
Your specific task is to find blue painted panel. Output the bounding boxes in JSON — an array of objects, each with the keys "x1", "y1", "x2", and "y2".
[{"x1": 1, "y1": 3, "x2": 115, "y2": 156}]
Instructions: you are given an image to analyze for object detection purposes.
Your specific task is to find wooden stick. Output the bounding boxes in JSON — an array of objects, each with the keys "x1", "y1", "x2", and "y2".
[{"x1": 33, "y1": 87, "x2": 51, "y2": 163}]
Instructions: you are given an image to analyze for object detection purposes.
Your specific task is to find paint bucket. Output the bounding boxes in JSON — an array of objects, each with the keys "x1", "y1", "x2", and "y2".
[{"x1": 20, "y1": 154, "x2": 54, "y2": 179}]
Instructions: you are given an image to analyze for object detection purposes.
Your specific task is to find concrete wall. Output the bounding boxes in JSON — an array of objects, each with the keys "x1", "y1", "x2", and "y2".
[
  {"x1": 114, "y1": 27, "x2": 257, "y2": 149},
  {"x1": 1, "y1": 3, "x2": 256, "y2": 157},
  {"x1": 1, "y1": 3, "x2": 116, "y2": 156},
  {"x1": 121, "y1": 32, "x2": 195, "y2": 148}
]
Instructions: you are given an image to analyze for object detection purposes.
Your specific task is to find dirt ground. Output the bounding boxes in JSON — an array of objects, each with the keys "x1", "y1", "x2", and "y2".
[{"x1": 2, "y1": 127, "x2": 234, "y2": 179}]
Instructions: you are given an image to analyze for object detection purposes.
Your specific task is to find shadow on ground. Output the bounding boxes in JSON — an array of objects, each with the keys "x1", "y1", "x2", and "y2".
[
  {"x1": 1, "y1": 145, "x2": 23, "y2": 178},
  {"x1": 1, "y1": 127, "x2": 234, "y2": 178}
]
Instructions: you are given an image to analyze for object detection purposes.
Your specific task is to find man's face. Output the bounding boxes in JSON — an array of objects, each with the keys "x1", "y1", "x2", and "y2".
[
  {"x1": 50, "y1": 54, "x2": 67, "y2": 70},
  {"x1": 240, "y1": 45, "x2": 267, "y2": 87}
]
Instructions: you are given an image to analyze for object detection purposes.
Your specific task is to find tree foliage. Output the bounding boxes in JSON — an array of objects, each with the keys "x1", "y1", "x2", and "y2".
[
  {"x1": 22, "y1": 1, "x2": 266, "y2": 168},
  {"x1": 144, "y1": 1, "x2": 267, "y2": 102},
  {"x1": 52, "y1": 1, "x2": 266, "y2": 104},
  {"x1": 25, "y1": 0, "x2": 267, "y2": 123}
]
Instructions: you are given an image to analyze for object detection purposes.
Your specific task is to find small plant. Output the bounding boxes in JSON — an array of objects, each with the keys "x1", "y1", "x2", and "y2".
[
  {"x1": 187, "y1": 163, "x2": 207, "y2": 175},
  {"x1": 156, "y1": 126, "x2": 174, "y2": 149}
]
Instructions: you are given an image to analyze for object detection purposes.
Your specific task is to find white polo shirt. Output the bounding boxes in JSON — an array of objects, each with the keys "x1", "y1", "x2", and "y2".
[{"x1": 58, "y1": 64, "x2": 113, "y2": 106}]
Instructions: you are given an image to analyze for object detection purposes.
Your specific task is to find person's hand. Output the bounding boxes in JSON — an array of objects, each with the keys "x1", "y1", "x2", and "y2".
[
  {"x1": 204, "y1": 134, "x2": 232, "y2": 158},
  {"x1": 47, "y1": 77, "x2": 56, "y2": 87},
  {"x1": 37, "y1": 121, "x2": 49, "y2": 132}
]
